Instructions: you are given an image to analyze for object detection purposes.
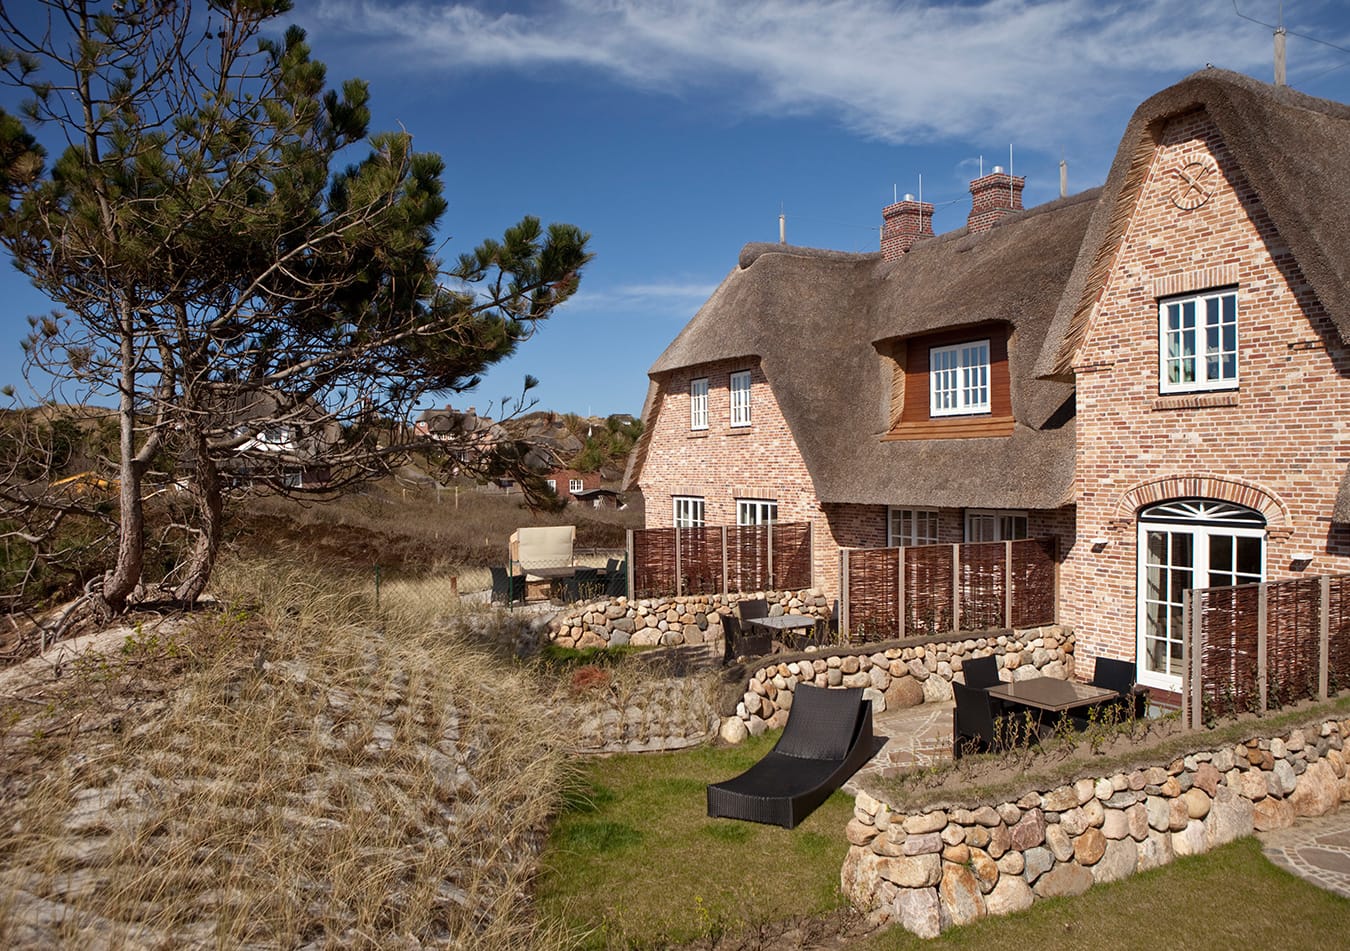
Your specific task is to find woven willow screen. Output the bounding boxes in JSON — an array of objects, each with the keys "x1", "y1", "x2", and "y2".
[
  {"x1": 843, "y1": 538, "x2": 1058, "y2": 644},
  {"x1": 1188, "y1": 573, "x2": 1350, "y2": 728},
  {"x1": 628, "y1": 522, "x2": 813, "y2": 599}
]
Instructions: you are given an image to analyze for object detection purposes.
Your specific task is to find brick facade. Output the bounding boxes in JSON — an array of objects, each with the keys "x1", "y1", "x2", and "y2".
[
  {"x1": 1061, "y1": 109, "x2": 1350, "y2": 674},
  {"x1": 546, "y1": 467, "x2": 599, "y2": 503}
]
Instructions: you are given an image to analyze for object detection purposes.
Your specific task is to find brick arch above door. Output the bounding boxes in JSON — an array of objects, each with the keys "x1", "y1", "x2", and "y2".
[{"x1": 1112, "y1": 475, "x2": 1290, "y2": 534}]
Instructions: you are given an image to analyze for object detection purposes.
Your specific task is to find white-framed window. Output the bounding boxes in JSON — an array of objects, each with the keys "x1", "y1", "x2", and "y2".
[
  {"x1": 546, "y1": 479, "x2": 557, "y2": 493},
  {"x1": 736, "y1": 498, "x2": 778, "y2": 526},
  {"x1": 965, "y1": 509, "x2": 1028, "y2": 542},
  {"x1": 930, "y1": 340, "x2": 990, "y2": 417},
  {"x1": 888, "y1": 507, "x2": 940, "y2": 546},
  {"x1": 729, "y1": 370, "x2": 752, "y2": 427},
  {"x1": 673, "y1": 496, "x2": 705, "y2": 528},
  {"x1": 568, "y1": 478, "x2": 584, "y2": 494},
  {"x1": 690, "y1": 377, "x2": 709, "y2": 430},
  {"x1": 1159, "y1": 289, "x2": 1237, "y2": 393}
]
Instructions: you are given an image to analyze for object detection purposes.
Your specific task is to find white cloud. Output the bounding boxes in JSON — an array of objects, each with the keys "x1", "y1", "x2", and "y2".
[
  {"x1": 310, "y1": 0, "x2": 1347, "y2": 147},
  {"x1": 568, "y1": 280, "x2": 721, "y2": 314}
]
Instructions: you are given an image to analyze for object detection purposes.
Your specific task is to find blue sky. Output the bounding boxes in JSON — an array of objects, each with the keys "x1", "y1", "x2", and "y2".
[{"x1": 3, "y1": 0, "x2": 1350, "y2": 419}]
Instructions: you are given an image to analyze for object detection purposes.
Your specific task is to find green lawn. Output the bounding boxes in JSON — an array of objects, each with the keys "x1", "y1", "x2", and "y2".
[
  {"x1": 539, "y1": 734, "x2": 1350, "y2": 950},
  {"x1": 861, "y1": 835, "x2": 1350, "y2": 950},
  {"x1": 536, "y1": 732, "x2": 855, "y2": 948}
]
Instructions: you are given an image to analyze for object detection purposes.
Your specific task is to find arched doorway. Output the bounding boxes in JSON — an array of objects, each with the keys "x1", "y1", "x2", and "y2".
[{"x1": 1136, "y1": 499, "x2": 1265, "y2": 692}]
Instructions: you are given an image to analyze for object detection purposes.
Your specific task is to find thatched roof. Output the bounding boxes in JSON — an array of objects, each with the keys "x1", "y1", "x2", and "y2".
[
  {"x1": 638, "y1": 191, "x2": 1096, "y2": 508},
  {"x1": 1040, "y1": 68, "x2": 1350, "y2": 379}
]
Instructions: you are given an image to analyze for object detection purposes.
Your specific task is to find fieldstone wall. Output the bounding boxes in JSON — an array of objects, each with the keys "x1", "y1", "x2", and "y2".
[
  {"x1": 842, "y1": 716, "x2": 1350, "y2": 938},
  {"x1": 719, "y1": 626, "x2": 1075, "y2": 745},
  {"x1": 548, "y1": 589, "x2": 831, "y2": 650}
]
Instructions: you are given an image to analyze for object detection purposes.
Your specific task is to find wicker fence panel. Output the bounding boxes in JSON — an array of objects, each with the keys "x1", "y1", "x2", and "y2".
[
  {"x1": 1009, "y1": 537, "x2": 1058, "y2": 628},
  {"x1": 632, "y1": 527, "x2": 677, "y2": 600},
  {"x1": 1329, "y1": 576, "x2": 1350, "y2": 693},
  {"x1": 959, "y1": 542, "x2": 1006, "y2": 632},
  {"x1": 772, "y1": 522, "x2": 813, "y2": 592},
  {"x1": 1267, "y1": 577, "x2": 1323, "y2": 706},
  {"x1": 1197, "y1": 584, "x2": 1261, "y2": 721},
  {"x1": 846, "y1": 548, "x2": 899, "y2": 642},
  {"x1": 726, "y1": 525, "x2": 770, "y2": 594},
  {"x1": 904, "y1": 545, "x2": 955, "y2": 636},
  {"x1": 679, "y1": 527, "x2": 724, "y2": 596}
]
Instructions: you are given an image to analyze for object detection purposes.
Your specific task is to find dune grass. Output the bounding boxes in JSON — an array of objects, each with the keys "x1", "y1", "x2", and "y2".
[
  {"x1": 536, "y1": 733, "x2": 856, "y2": 948},
  {"x1": 0, "y1": 557, "x2": 574, "y2": 948}
]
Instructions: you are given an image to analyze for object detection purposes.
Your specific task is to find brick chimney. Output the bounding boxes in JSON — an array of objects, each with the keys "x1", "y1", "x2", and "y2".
[
  {"x1": 881, "y1": 194, "x2": 934, "y2": 261},
  {"x1": 967, "y1": 166, "x2": 1025, "y2": 234}
]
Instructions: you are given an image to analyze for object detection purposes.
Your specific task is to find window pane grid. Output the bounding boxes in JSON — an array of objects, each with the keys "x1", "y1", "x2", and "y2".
[
  {"x1": 730, "y1": 371, "x2": 752, "y2": 427},
  {"x1": 888, "y1": 507, "x2": 939, "y2": 546},
  {"x1": 690, "y1": 378, "x2": 708, "y2": 430},
  {"x1": 930, "y1": 340, "x2": 991, "y2": 416},
  {"x1": 1160, "y1": 290, "x2": 1237, "y2": 393},
  {"x1": 737, "y1": 499, "x2": 777, "y2": 526},
  {"x1": 673, "y1": 496, "x2": 705, "y2": 528}
]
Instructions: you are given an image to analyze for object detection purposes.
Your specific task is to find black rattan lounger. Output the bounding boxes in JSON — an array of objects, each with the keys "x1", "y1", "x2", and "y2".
[{"x1": 706, "y1": 684, "x2": 875, "y2": 829}]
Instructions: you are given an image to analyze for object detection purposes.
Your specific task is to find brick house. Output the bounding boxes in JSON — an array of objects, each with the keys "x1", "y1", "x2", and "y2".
[
  {"x1": 545, "y1": 467, "x2": 601, "y2": 503},
  {"x1": 625, "y1": 70, "x2": 1350, "y2": 695}
]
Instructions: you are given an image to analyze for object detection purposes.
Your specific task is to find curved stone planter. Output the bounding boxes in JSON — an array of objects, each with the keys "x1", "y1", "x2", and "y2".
[{"x1": 843, "y1": 716, "x2": 1350, "y2": 938}]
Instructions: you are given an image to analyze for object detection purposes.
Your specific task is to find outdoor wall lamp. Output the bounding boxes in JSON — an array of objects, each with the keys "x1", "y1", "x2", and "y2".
[
  {"x1": 1291, "y1": 553, "x2": 1315, "y2": 569},
  {"x1": 1090, "y1": 538, "x2": 1109, "y2": 553}
]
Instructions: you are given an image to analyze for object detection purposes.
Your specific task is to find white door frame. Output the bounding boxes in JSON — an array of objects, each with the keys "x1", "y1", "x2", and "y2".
[{"x1": 1135, "y1": 499, "x2": 1265, "y2": 693}]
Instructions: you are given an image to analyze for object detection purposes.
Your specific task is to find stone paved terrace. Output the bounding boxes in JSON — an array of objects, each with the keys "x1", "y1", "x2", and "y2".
[
  {"x1": 1259, "y1": 811, "x2": 1350, "y2": 899},
  {"x1": 844, "y1": 699, "x2": 954, "y2": 794}
]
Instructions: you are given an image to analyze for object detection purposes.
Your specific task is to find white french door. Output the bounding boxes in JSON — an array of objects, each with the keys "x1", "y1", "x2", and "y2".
[{"x1": 1136, "y1": 500, "x2": 1264, "y2": 692}]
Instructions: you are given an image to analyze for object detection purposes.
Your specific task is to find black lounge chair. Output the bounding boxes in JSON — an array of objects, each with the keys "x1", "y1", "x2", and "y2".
[
  {"x1": 707, "y1": 684, "x2": 875, "y2": 829},
  {"x1": 490, "y1": 565, "x2": 526, "y2": 605},
  {"x1": 952, "y1": 681, "x2": 1000, "y2": 758},
  {"x1": 563, "y1": 567, "x2": 602, "y2": 603},
  {"x1": 603, "y1": 560, "x2": 628, "y2": 597}
]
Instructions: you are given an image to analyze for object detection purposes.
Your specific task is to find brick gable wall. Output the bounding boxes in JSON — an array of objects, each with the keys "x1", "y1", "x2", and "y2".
[{"x1": 1062, "y1": 110, "x2": 1350, "y2": 671}]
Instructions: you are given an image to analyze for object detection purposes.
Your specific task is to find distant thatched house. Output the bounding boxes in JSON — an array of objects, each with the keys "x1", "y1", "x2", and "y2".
[{"x1": 626, "y1": 70, "x2": 1350, "y2": 696}]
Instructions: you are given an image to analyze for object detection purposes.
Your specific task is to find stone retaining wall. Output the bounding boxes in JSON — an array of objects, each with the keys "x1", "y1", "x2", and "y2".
[
  {"x1": 548, "y1": 589, "x2": 831, "y2": 650},
  {"x1": 719, "y1": 626, "x2": 1075, "y2": 744},
  {"x1": 842, "y1": 716, "x2": 1350, "y2": 938}
]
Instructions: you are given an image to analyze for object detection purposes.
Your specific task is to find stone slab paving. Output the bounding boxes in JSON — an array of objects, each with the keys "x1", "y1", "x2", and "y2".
[
  {"x1": 844, "y1": 700, "x2": 954, "y2": 794},
  {"x1": 1259, "y1": 810, "x2": 1350, "y2": 900}
]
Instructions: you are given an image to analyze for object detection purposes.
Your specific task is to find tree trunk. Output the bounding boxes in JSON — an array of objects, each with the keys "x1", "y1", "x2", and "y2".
[
  {"x1": 173, "y1": 438, "x2": 223, "y2": 605},
  {"x1": 98, "y1": 326, "x2": 146, "y2": 615}
]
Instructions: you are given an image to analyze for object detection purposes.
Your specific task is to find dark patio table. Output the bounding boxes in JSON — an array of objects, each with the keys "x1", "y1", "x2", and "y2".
[
  {"x1": 747, "y1": 614, "x2": 821, "y2": 651},
  {"x1": 987, "y1": 677, "x2": 1120, "y2": 715},
  {"x1": 523, "y1": 566, "x2": 576, "y2": 581}
]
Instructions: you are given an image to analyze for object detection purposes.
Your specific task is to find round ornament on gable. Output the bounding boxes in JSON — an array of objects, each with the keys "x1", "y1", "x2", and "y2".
[{"x1": 1168, "y1": 157, "x2": 1217, "y2": 210}]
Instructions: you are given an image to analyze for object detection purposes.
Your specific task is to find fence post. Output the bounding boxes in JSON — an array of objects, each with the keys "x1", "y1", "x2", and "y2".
[
  {"x1": 840, "y1": 549, "x2": 850, "y2": 641},
  {"x1": 675, "y1": 526, "x2": 683, "y2": 598},
  {"x1": 721, "y1": 526, "x2": 728, "y2": 595},
  {"x1": 1320, "y1": 574, "x2": 1331, "y2": 701},
  {"x1": 767, "y1": 519, "x2": 774, "y2": 592},
  {"x1": 808, "y1": 519, "x2": 815, "y2": 591},
  {"x1": 1258, "y1": 582, "x2": 1268, "y2": 713},
  {"x1": 1190, "y1": 588, "x2": 1204, "y2": 730},
  {"x1": 626, "y1": 529, "x2": 634, "y2": 599},
  {"x1": 897, "y1": 545, "x2": 906, "y2": 641},
  {"x1": 951, "y1": 543, "x2": 961, "y2": 635},
  {"x1": 1004, "y1": 539, "x2": 1014, "y2": 630},
  {"x1": 1181, "y1": 588, "x2": 1190, "y2": 728}
]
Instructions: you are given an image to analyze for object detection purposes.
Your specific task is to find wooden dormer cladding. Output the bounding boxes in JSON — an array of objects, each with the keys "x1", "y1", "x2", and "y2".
[{"x1": 883, "y1": 321, "x2": 1015, "y2": 440}]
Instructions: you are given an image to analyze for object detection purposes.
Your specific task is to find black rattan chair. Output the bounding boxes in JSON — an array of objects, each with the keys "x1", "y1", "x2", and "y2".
[
  {"x1": 562, "y1": 567, "x2": 602, "y2": 603},
  {"x1": 604, "y1": 560, "x2": 627, "y2": 597},
  {"x1": 722, "y1": 612, "x2": 770, "y2": 662},
  {"x1": 1090, "y1": 657, "x2": 1149, "y2": 718},
  {"x1": 736, "y1": 599, "x2": 770, "y2": 622},
  {"x1": 962, "y1": 655, "x2": 1001, "y2": 690},
  {"x1": 490, "y1": 565, "x2": 526, "y2": 605},
  {"x1": 952, "y1": 681, "x2": 999, "y2": 758},
  {"x1": 707, "y1": 684, "x2": 875, "y2": 828}
]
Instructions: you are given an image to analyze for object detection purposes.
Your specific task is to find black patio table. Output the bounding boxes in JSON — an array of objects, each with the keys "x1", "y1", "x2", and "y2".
[
  {"x1": 987, "y1": 677, "x2": 1120, "y2": 715},
  {"x1": 746, "y1": 614, "x2": 822, "y2": 651}
]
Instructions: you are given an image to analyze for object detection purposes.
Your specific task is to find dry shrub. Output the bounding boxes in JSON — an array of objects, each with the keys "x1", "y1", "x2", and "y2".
[{"x1": 0, "y1": 556, "x2": 575, "y2": 949}]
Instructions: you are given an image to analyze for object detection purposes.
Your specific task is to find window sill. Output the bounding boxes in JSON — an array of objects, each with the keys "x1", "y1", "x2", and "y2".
[
  {"x1": 726, "y1": 427, "x2": 755, "y2": 435},
  {"x1": 883, "y1": 416, "x2": 1015, "y2": 441},
  {"x1": 1151, "y1": 393, "x2": 1239, "y2": 411},
  {"x1": 688, "y1": 430, "x2": 709, "y2": 438}
]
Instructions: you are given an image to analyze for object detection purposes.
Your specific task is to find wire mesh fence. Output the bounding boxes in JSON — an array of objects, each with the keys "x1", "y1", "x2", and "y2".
[{"x1": 372, "y1": 549, "x2": 627, "y2": 611}]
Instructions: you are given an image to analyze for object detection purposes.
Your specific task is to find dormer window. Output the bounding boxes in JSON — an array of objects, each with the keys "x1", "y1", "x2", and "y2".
[
  {"x1": 883, "y1": 322, "x2": 1013, "y2": 441},
  {"x1": 930, "y1": 340, "x2": 991, "y2": 416}
]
